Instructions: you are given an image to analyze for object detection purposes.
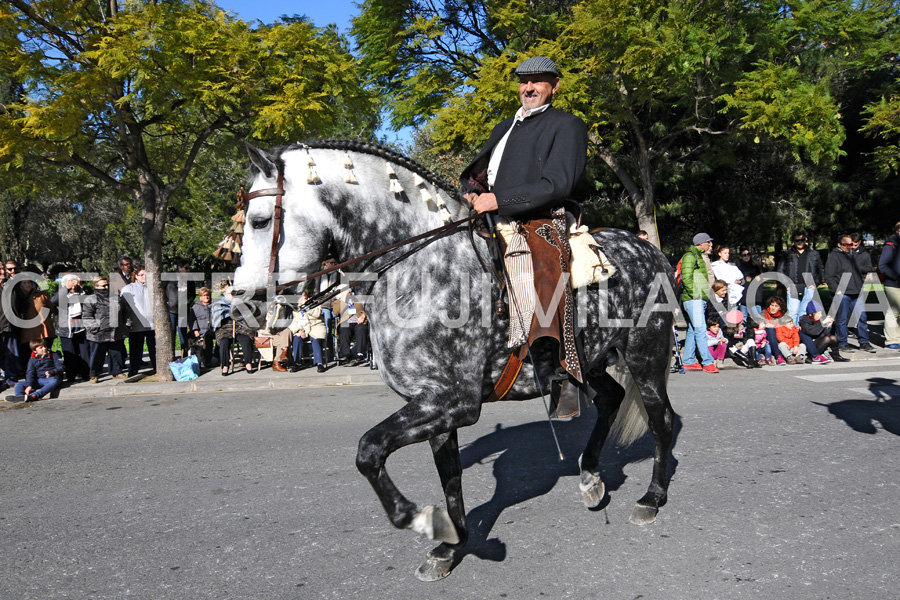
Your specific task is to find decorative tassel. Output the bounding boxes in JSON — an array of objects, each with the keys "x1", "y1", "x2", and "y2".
[
  {"x1": 307, "y1": 154, "x2": 321, "y2": 184},
  {"x1": 439, "y1": 207, "x2": 452, "y2": 223},
  {"x1": 413, "y1": 174, "x2": 433, "y2": 203},
  {"x1": 343, "y1": 153, "x2": 358, "y2": 184},
  {"x1": 386, "y1": 163, "x2": 403, "y2": 194}
]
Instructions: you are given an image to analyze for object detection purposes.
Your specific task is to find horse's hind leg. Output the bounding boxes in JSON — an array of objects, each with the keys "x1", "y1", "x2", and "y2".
[
  {"x1": 416, "y1": 430, "x2": 468, "y2": 582},
  {"x1": 579, "y1": 370, "x2": 627, "y2": 509}
]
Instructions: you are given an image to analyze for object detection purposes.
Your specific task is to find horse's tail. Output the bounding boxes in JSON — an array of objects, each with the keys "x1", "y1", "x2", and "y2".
[{"x1": 608, "y1": 331, "x2": 674, "y2": 447}]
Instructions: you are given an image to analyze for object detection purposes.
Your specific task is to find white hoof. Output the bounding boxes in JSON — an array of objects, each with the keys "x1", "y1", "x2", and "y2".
[{"x1": 411, "y1": 505, "x2": 460, "y2": 544}]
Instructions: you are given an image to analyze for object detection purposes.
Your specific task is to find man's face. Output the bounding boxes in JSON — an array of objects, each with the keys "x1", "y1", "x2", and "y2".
[
  {"x1": 839, "y1": 237, "x2": 853, "y2": 251},
  {"x1": 0, "y1": 265, "x2": 5, "y2": 281},
  {"x1": 65, "y1": 277, "x2": 80, "y2": 291},
  {"x1": 5, "y1": 263, "x2": 17, "y2": 277},
  {"x1": 793, "y1": 235, "x2": 806, "y2": 248},
  {"x1": 739, "y1": 250, "x2": 751, "y2": 262},
  {"x1": 519, "y1": 74, "x2": 560, "y2": 111},
  {"x1": 120, "y1": 260, "x2": 133, "y2": 274},
  {"x1": 697, "y1": 241, "x2": 713, "y2": 253}
]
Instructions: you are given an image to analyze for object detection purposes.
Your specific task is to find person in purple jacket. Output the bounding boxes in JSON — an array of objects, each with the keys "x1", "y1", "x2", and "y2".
[{"x1": 5, "y1": 339, "x2": 64, "y2": 403}]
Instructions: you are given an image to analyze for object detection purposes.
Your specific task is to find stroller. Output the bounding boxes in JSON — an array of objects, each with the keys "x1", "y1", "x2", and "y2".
[{"x1": 671, "y1": 324, "x2": 686, "y2": 374}]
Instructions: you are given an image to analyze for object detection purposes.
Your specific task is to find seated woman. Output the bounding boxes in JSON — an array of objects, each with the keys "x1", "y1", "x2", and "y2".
[
  {"x1": 213, "y1": 286, "x2": 256, "y2": 375},
  {"x1": 760, "y1": 296, "x2": 793, "y2": 365},
  {"x1": 289, "y1": 291, "x2": 327, "y2": 373},
  {"x1": 799, "y1": 301, "x2": 848, "y2": 363}
]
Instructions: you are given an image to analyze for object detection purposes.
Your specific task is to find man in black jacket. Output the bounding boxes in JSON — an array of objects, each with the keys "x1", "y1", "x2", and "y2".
[
  {"x1": 777, "y1": 232, "x2": 825, "y2": 325},
  {"x1": 825, "y1": 234, "x2": 875, "y2": 352},
  {"x1": 460, "y1": 56, "x2": 588, "y2": 219}
]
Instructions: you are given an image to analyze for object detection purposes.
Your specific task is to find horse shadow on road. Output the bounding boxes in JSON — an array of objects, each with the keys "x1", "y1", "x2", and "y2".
[
  {"x1": 813, "y1": 376, "x2": 900, "y2": 436},
  {"x1": 454, "y1": 404, "x2": 682, "y2": 566}
]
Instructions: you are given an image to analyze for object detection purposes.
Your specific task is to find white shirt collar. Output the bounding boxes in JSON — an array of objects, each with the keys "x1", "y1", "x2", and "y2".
[{"x1": 515, "y1": 103, "x2": 551, "y2": 123}]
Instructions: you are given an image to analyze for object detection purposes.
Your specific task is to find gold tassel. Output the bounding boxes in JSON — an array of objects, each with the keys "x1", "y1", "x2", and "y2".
[
  {"x1": 307, "y1": 154, "x2": 321, "y2": 184},
  {"x1": 343, "y1": 153, "x2": 358, "y2": 184}
]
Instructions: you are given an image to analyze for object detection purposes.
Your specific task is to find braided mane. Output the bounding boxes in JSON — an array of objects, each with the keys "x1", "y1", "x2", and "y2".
[{"x1": 282, "y1": 139, "x2": 464, "y2": 202}]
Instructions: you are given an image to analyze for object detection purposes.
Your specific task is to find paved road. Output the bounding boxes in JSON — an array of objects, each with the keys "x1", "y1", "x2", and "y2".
[{"x1": 2, "y1": 358, "x2": 899, "y2": 599}]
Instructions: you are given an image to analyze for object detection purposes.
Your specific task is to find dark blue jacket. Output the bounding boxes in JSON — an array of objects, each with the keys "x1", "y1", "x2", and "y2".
[
  {"x1": 879, "y1": 233, "x2": 900, "y2": 289},
  {"x1": 460, "y1": 107, "x2": 588, "y2": 217},
  {"x1": 25, "y1": 351, "x2": 65, "y2": 386}
]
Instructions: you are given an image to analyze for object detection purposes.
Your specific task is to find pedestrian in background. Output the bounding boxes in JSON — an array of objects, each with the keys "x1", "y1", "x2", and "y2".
[{"x1": 878, "y1": 221, "x2": 900, "y2": 350}]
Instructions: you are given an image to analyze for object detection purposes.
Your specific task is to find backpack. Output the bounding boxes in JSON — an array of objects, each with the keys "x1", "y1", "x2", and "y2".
[
  {"x1": 673, "y1": 252, "x2": 702, "y2": 299},
  {"x1": 673, "y1": 257, "x2": 685, "y2": 299}
]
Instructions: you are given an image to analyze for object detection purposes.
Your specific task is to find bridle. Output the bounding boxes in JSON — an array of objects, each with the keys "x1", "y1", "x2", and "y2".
[
  {"x1": 238, "y1": 170, "x2": 285, "y2": 287},
  {"x1": 235, "y1": 162, "x2": 479, "y2": 304}
]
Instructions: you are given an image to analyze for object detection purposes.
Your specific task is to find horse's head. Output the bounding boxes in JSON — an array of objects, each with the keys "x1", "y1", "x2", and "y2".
[
  {"x1": 232, "y1": 143, "x2": 336, "y2": 303},
  {"x1": 232, "y1": 140, "x2": 466, "y2": 314}
]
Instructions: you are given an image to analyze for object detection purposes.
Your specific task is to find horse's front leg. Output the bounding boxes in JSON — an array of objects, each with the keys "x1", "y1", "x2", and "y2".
[
  {"x1": 355, "y1": 398, "x2": 479, "y2": 542},
  {"x1": 579, "y1": 370, "x2": 626, "y2": 510},
  {"x1": 415, "y1": 429, "x2": 468, "y2": 581}
]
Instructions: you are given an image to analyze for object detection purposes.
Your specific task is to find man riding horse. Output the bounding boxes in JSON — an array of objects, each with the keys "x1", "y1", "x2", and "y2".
[{"x1": 461, "y1": 55, "x2": 590, "y2": 403}]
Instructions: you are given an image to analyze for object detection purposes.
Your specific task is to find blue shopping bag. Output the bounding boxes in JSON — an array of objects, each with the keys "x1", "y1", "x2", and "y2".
[{"x1": 169, "y1": 355, "x2": 200, "y2": 381}]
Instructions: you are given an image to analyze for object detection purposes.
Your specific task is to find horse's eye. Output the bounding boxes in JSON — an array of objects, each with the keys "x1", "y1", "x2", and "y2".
[{"x1": 250, "y1": 215, "x2": 271, "y2": 230}]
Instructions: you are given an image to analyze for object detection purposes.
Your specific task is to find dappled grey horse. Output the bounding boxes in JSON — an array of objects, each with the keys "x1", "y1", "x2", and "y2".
[{"x1": 232, "y1": 140, "x2": 676, "y2": 580}]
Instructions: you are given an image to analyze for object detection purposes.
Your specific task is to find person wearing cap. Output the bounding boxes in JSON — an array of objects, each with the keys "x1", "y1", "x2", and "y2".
[
  {"x1": 460, "y1": 55, "x2": 588, "y2": 219},
  {"x1": 679, "y1": 233, "x2": 718, "y2": 373}
]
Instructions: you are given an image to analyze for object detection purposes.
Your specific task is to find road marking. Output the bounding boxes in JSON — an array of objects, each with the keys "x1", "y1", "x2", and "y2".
[{"x1": 795, "y1": 371, "x2": 900, "y2": 383}]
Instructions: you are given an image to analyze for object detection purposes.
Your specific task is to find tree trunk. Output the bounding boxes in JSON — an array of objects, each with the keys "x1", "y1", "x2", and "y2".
[
  {"x1": 591, "y1": 134, "x2": 661, "y2": 248},
  {"x1": 139, "y1": 184, "x2": 174, "y2": 381}
]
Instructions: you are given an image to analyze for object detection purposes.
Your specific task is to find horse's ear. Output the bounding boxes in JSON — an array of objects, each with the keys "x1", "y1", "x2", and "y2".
[{"x1": 244, "y1": 142, "x2": 277, "y2": 179}]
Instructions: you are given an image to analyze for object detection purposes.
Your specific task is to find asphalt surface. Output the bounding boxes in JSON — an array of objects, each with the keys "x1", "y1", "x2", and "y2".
[{"x1": 1, "y1": 350, "x2": 899, "y2": 599}]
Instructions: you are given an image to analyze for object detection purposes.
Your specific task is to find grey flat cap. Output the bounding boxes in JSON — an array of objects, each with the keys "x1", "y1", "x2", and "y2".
[
  {"x1": 693, "y1": 232, "x2": 713, "y2": 245},
  {"x1": 515, "y1": 56, "x2": 562, "y2": 78}
]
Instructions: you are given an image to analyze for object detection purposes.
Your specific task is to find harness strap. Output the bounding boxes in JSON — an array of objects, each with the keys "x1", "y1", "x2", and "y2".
[
  {"x1": 486, "y1": 351, "x2": 524, "y2": 402},
  {"x1": 267, "y1": 173, "x2": 285, "y2": 286}
]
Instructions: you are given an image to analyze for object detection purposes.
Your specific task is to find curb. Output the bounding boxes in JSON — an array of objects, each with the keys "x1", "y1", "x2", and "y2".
[{"x1": 10, "y1": 366, "x2": 386, "y2": 402}]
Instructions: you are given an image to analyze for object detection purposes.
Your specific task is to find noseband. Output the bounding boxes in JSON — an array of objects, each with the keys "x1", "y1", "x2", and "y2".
[{"x1": 239, "y1": 169, "x2": 285, "y2": 286}]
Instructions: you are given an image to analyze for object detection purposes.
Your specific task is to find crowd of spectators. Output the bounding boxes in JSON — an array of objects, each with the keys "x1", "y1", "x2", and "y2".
[
  {"x1": 2, "y1": 219, "x2": 898, "y2": 401},
  {"x1": 1, "y1": 255, "x2": 372, "y2": 401},
  {"x1": 675, "y1": 221, "x2": 900, "y2": 373}
]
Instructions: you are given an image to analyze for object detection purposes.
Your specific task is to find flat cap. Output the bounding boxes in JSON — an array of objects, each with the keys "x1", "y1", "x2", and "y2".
[
  {"x1": 515, "y1": 56, "x2": 562, "y2": 78},
  {"x1": 692, "y1": 232, "x2": 713, "y2": 245}
]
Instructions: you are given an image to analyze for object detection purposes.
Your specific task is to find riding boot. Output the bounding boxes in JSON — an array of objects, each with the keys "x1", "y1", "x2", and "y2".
[{"x1": 272, "y1": 347, "x2": 289, "y2": 372}]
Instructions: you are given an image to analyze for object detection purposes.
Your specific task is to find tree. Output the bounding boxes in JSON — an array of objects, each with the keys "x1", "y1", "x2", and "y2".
[{"x1": 0, "y1": 0, "x2": 377, "y2": 379}]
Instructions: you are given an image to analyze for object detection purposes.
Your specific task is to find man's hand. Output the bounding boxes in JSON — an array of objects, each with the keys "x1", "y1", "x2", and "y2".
[{"x1": 465, "y1": 192, "x2": 498, "y2": 214}]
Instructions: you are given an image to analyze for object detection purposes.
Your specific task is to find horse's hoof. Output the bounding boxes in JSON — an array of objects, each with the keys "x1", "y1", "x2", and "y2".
[
  {"x1": 579, "y1": 475, "x2": 605, "y2": 509},
  {"x1": 415, "y1": 552, "x2": 453, "y2": 581},
  {"x1": 629, "y1": 503, "x2": 658, "y2": 525},
  {"x1": 411, "y1": 505, "x2": 460, "y2": 544}
]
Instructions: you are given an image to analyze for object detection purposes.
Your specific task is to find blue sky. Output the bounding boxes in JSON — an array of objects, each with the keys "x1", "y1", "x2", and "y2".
[{"x1": 216, "y1": 0, "x2": 360, "y2": 33}]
